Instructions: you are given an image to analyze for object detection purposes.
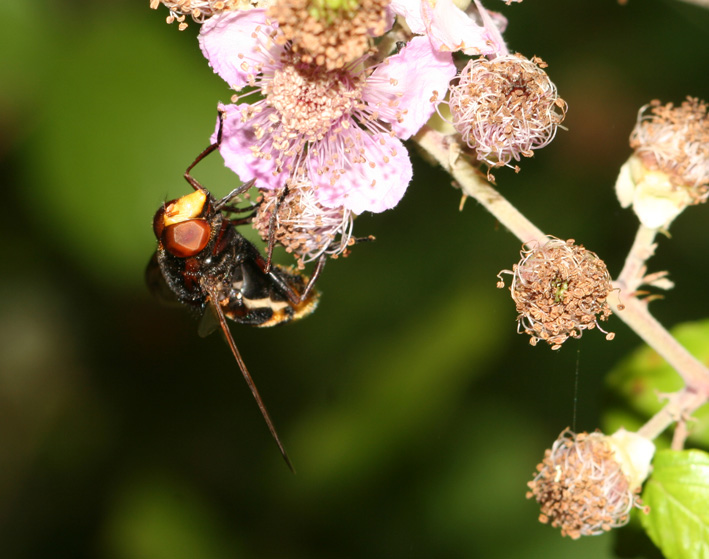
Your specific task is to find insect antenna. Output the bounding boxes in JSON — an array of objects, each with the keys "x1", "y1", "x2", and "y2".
[
  {"x1": 204, "y1": 284, "x2": 295, "y2": 473},
  {"x1": 183, "y1": 110, "x2": 227, "y2": 194},
  {"x1": 184, "y1": 109, "x2": 254, "y2": 205}
]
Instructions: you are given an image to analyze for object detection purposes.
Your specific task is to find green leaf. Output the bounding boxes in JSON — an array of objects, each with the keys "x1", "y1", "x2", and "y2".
[
  {"x1": 604, "y1": 319, "x2": 709, "y2": 448},
  {"x1": 641, "y1": 449, "x2": 709, "y2": 559}
]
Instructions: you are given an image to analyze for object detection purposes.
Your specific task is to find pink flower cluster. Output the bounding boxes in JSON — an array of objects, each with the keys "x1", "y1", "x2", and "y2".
[{"x1": 198, "y1": 0, "x2": 507, "y2": 215}]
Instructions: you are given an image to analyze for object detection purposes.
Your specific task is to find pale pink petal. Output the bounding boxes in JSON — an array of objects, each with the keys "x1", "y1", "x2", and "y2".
[
  {"x1": 363, "y1": 36, "x2": 455, "y2": 140},
  {"x1": 423, "y1": 0, "x2": 482, "y2": 55},
  {"x1": 380, "y1": 4, "x2": 397, "y2": 34},
  {"x1": 199, "y1": 10, "x2": 277, "y2": 90},
  {"x1": 212, "y1": 103, "x2": 289, "y2": 191},
  {"x1": 390, "y1": 0, "x2": 507, "y2": 57},
  {"x1": 421, "y1": 0, "x2": 507, "y2": 56},
  {"x1": 482, "y1": 5, "x2": 508, "y2": 34},
  {"x1": 470, "y1": 0, "x2": 509, "y2": 56},
  {"x1": 310, "y1": 132, "x2": 412, "y2": 214},
  {"x1": 388, "y1": 0, "x2": 427, "y2": 34}
]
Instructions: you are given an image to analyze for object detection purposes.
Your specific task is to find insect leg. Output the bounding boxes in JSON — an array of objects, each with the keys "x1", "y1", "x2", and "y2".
[
  {"x1": 264, "y1": 186, "x2": 290, "y2": 274},
  {"x1": 299, "y1": 253, "x2": 326, "y2": 300},
  {"x1": 260, "y1": 252, "x2": 326, "y2": 306}
]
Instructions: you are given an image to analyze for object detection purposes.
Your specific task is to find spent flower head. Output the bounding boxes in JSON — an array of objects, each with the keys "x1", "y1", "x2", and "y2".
[
  {"x1": 199, "y1": 10, "x2": 456, "y2": 214},
  {"x1": 252, "y1": 175, "x2": 355, "y2": 267},
  {"x1": 497, "y1": 237, "x2": 614, "y2": 350},
  {"x1": 268, "y1": 0, "x2": 391, "y2": 70},
  {"x1": 527, "y1": 428, "x2": 654, "y2": 539},
  {"x1": 449, "y1": 53, "x2": 567, "y2": 174},
  {"x1": 616, "y1": 97, "x2": 709, "y2": 229}
]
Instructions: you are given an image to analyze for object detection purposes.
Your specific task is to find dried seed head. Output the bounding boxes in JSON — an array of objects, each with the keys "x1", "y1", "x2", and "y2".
[
  {"x1": 497, "y1": 237, "x2": 614, "y2": 350},
  {"x1": 268, "y1": 0, "x2": 390, "y2": 70},
  {"x1": 631, "y1": 98, "x2": 709, "y2": 197},
  {"x1": 616, "y1": 97, "x2": 709, "y2": 229},
  {"x1": 448, "y1": 53, "x2": 567, "y2": 172},
  {"x1": 526, "y1": 428, "x2": 654, "y2": 539},
  {"x1": 252, "y1": 178, "x2": 355, "y2": 268},
  {"x1": 150, "y1": 0, "x2": 264, "y2": 29}
]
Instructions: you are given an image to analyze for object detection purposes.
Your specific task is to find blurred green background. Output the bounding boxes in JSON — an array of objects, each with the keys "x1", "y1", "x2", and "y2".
[{"x1": 1, "y1": 0, "x2": 708, "y2": 557}]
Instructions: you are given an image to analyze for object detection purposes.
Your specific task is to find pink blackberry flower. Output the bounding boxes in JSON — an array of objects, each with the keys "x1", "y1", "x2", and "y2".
[{"x1": 199, "y1": 9, "x2": 457, "y2": 214}]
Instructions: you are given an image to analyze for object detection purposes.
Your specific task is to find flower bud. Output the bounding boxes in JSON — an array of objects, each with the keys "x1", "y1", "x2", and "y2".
[
  {"x1": 527, "y1": 428, "x2": 654, "y2": 539},
  {"x1": 616, "y1": 97, "x2": 709, "y2": 229},
  {"x1": 497, "y1": 237, "x2": 614, "y2": 350},
  {"x1": 448, "y1": 53, "x2": 567, "y2": 172}
]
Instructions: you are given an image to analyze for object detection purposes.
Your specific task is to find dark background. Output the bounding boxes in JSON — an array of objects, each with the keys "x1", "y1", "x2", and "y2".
[{"x1": 1, "y1": 0, "x2": 708, "y2": 557}]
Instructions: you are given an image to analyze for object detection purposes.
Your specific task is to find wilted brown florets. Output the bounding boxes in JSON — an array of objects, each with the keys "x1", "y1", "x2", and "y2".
[
  {"x1": 253, "y1": 180, "x2": 355, "y2": 268},
  {"x1": 526, "y1": 429, "x2": 650, "y2": 539},
  {"x1": 497, "y1": 238, "x2": 614, "y2": 350},
  {"x1": 448, "y1": 54, "x2": 567, "y2": 173},
  {"x1": 268, "y1": 0, "x2": 390, "y2": 70},
  {"x1": 630, "y1": 97, "x2": 709, "y2": 205},
  {"x1": 150, "y1": 0, "x2": 259, "y2": 29}
]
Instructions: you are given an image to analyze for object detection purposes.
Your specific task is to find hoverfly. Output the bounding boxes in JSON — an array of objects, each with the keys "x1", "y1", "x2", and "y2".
[{"x1": 147, "y1": 113, "x2": 320, "y2": 472}]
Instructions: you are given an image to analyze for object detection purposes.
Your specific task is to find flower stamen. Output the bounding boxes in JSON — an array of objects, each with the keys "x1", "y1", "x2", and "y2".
[{"x1": 268, "y1": 0, "x2": 391, "y2": 70}]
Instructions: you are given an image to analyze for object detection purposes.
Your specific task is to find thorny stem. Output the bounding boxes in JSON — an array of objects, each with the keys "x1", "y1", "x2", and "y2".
[{"x1": 412, "y1": 126, "x2": 709, "y2": 444}]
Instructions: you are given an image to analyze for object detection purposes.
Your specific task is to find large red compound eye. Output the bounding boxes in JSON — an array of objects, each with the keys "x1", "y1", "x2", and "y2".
[{"x1": 162, "y1": 219, "x2": 211, "y2": 257}]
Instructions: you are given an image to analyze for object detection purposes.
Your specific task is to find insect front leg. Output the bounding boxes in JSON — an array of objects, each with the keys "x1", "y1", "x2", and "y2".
[{"x1": 265, "y1": 253, "x2": 326, "y2": 305}]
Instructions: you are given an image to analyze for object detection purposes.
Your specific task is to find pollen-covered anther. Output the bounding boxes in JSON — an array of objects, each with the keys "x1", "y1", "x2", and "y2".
[
  {"x1": 256, "y1": 52, "x2": 365, "y2": 168},
  {"x1": 526, "y1": 428, "x2": 654, "y2": 539},
  {"x1": 151, "y1": 0, "x2": 258, "y2": 28},
  {"x1": 497, "y1": 237, "x2": 614, "y2": 350},
  {"x1": 267, "y1": 0, "x2": 390, "y2": 70},
  {"x1": 448, "y1": 53, "x2": 567, "y2": 171},
  {"x1": 252, "y1": 177, "x2": 355, "y2": 267}
]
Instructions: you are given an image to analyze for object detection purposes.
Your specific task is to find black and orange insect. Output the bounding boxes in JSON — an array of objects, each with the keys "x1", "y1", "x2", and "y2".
[{"x1": 147, "y1": 116, "x2": 319, "y2": 471}]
